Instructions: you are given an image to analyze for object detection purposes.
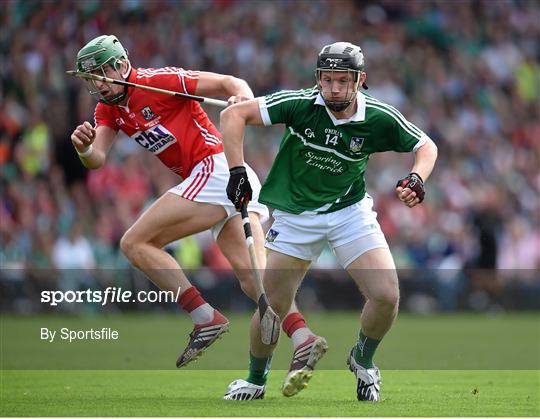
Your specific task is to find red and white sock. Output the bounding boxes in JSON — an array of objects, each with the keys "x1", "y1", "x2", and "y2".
[
  {"x1": 177, "y1": 286, "x2": 214, "y2": 325},
  {"x1": 282, "y1": 312, "x2": 314, "y2": 349}
]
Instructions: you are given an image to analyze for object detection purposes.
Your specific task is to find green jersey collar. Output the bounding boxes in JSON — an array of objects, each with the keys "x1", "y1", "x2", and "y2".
[{"x1": 315, "y1": 92, "x2": 366, "y2": 126}]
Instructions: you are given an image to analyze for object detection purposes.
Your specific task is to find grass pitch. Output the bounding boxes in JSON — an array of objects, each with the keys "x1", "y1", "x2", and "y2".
[
  {"x1": 1, "y1": 312, "x2": 539, "y2": 416},
  {"x1": 1, "y1": 370, "x2": 538, "y2": 416}
]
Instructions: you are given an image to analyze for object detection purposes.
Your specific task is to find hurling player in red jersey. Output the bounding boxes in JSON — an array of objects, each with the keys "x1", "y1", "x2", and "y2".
[{"x1": 70, "y1": 35, "x2": 324, "y2": 369}]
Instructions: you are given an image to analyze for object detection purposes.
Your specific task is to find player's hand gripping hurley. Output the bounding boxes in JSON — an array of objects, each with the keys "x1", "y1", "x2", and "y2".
[
  {"x1": 66, "y1": 70, "x2": 228, "y2": 107},
  {"x1": 240, "y1": 201, "x2": 280, "y2": 345}
]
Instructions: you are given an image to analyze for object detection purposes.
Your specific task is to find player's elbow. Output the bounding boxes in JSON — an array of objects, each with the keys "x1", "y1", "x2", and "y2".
[
  {"x1": 220, "y1": 106, "x2": 232, "y2": 124},
  {"x1": 425, "y1": 138, "x2": 438, "y2": 158},
  {"x1": 225, "y1": 75, "x2": 253, "y2": 98},
  {"x1": 220, "y1": 105, "x2": 241, "y2": 128},
  {"x1": 223, "y1": 75, "x2": 241, "y2": 90},
  {"x1": 416, "y1": 138, "x2": 438, "y2": 166},
  {"x1": 427, "y1": 141, "x2": 438, "y2": 168}
]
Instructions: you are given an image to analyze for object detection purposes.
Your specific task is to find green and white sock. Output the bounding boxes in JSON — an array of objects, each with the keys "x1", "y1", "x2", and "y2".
[
  {"x1": 353, "y1": 330, "x2": 381, "y2": 369},
  {"x1": 247, "y1": 353, "x2": 272, "y2": 386}
]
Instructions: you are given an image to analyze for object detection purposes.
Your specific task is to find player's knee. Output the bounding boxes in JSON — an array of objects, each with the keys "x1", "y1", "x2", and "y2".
[
  {"x1": 236, "y1": 273, "x2": 257, "y2": 301},
  {"x1": 119, "y1": 230, "x2": 142, "y2": 262},
  {"x1": 230, "y1": 260, "x2": 257, "y2": 300},
  {"x1": 267, "y1": 293, "x2": 292, "y2": 319},
  {"x1": 269, "y1": 302, "x2": 290, "y2": 320},
  {"x1": 371, "y1": 288, "x2": 400, "y2": 312}
]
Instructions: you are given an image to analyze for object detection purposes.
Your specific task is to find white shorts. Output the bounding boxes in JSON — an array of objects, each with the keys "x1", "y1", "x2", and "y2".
[
  {"x1": 168, "y1": 152, "x2": 269, "y2": 239},
  {"x1": 265, "y1": 195, "x2": 389, "y2": 268}
]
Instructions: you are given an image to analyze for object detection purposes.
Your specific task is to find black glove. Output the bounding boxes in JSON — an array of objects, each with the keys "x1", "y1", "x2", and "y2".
[
  {"x1": 227, "y1": 166, "x2": 253, "y2": 211},
  {"x1": 396, "y1": 172, "x2": 425, "y2": 203}
]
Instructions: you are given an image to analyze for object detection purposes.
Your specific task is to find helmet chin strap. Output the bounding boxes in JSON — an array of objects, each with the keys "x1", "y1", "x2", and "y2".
[{"x1": 326, "y1": 100, "x2": 353, "y2": 112}]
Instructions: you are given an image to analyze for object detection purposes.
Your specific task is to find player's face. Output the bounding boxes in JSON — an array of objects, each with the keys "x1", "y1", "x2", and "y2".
[
  {"x1": 89, "y1": 64, "x2": 125, "y2": 100},
  {"x1": 319, "y1": 70, "x2": 356, "y2": 101}
]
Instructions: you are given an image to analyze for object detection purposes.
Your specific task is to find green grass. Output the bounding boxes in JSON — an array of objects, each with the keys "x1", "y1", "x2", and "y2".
[
  {"x1": 1, "y1": 370, "x2": 538, "y2": 416},
  {"x1": 1, "y1": 312, "x2": 539, "y2": 416}
]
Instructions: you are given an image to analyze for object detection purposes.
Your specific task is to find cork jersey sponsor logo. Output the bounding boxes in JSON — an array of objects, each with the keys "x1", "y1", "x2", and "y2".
[
  {"x1": 349, "y1": 137, "x2": 364, "y2": 153},
  {"x1": 300, "y1": 150, "x2": 345, "y2": 175},
  {"x1": 131, "y1": 124, "x2": 177, "y2": 154}
]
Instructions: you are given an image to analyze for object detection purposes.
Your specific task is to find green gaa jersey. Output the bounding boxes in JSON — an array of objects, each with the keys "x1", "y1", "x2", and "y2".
[{"x1": 258, "y1": 87, "x2": 428, "y2": 214}]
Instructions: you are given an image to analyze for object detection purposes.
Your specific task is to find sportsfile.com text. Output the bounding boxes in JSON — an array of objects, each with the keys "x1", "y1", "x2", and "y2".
[{"x1": 40, "y1": 287, "x2": 181, "y2": 306}]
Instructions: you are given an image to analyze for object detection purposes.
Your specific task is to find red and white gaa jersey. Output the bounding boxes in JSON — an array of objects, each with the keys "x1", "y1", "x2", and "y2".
[{"x1": 94, "y1": 67, "x2": 223, "y2": 178}]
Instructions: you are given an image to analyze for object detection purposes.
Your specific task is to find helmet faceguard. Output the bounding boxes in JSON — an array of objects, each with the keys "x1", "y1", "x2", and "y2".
[
  {"x1": 315, "y1": 42, "x2": 367, "y2": 112},
  {"x1": 76, "y1": 35, "x2": 131, "y2": 105}
]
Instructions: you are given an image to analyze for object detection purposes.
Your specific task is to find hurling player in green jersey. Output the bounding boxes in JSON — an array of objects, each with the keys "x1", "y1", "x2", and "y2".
[{"x1": 221, "y1": 42, "x2": 438, "y2": 401}]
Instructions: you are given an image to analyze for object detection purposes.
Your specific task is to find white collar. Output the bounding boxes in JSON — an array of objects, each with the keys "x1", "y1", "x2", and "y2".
[{"x1": 315, "y1": 91, "x2": 366, "y2": 125}]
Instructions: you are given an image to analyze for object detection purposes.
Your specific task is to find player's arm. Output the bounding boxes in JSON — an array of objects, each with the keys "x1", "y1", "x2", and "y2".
[
  {"x1": 220, "y1": 98, "x2": 264, "y2": 209},
  {"x1": 70, "y1": 122, "x2": 117, "y2": 169},
  {"x1": 220, "y1": 99, "x2": 263, "y2": 168},
  {"x1": 396, "y1": 138, "x2": 438, "y2": 207},
  {"x1": 409, "y1": 138, "x2": 438, "y2": 183},
  {"x1": 195, "y1": 71, "x2": 254, "y2": 105}
]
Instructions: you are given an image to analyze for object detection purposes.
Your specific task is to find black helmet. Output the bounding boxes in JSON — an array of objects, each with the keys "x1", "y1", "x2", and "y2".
[{"x1": 316, "y1": 42, "x2": 368, "y2": 112}]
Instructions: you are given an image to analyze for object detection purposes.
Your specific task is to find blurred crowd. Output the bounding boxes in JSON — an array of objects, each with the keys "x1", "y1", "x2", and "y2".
[{"x1": 1, "y1": 0, "x2": 539, "y2": 313}]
